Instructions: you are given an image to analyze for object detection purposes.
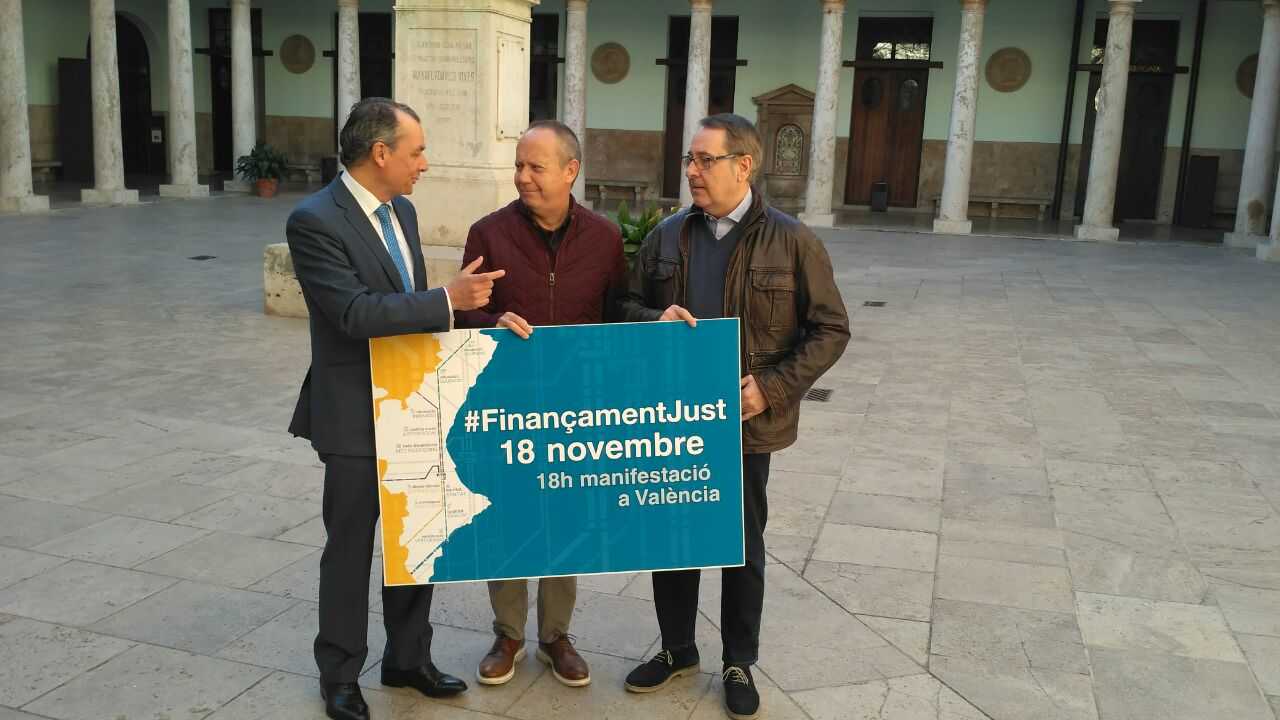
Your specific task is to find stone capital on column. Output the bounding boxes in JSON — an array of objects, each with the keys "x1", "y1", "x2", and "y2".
[
  {"x1": 0, "y1": 0, "x2": 51, "y2": 213},
  {"x1": 1226, "y1": 0, "x2": 1280, "y2": 246},
  {"x1": 933, "y1": 0, "x2": 988, "y2": 235},
  {"x1": 799, "y1": 0, "x2": 846, "y2": 227},
  {"x1": 83, "y1": 0, "x2": 139, "y2": 206},
  {"x1": 680, "y1": 0, "x2": 713, "y2": 206},
  {"x1": 564, "y1": 0, "x2": 589, "y2": 203},
  {"x1": 160, "y1": 0, "x2": 208, "y2": 198},
  {"x1": 1107, "y1": 0, "x2": 1140, "y2": 14},
  {"x1": 336, "y1": 0, "x2": 362, "y2": 150}
]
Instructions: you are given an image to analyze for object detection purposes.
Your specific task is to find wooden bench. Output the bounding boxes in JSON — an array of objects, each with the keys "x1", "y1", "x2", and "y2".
[
  {"x1": 286, "y1": 162, "x2": 321, "y2": 184},
  {"x1": 586, "y1": 178, "x2": 650, "y2": 206},
  {"x1": 31, "y1": 160, "x2": 62, "y2": 183},
  {"x1": 932, "y1": 193, "x2": 1051, "y2": 221}
]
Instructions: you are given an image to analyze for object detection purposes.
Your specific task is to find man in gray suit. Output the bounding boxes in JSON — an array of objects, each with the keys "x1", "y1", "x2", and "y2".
[{"x1": 287, "y1": 97, "x2": 505, "y2": 720}]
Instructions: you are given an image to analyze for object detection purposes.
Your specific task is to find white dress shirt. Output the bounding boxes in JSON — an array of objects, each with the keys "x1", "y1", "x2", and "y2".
[
  {"x1": 706, "y1": 188, "x2": 753, "y2": 241},
  {"x1": 341, "y1": 171, "x2": 416, "y2": 291},
  {"x1": 341, "y1": 171, "x2": 454, "y2": 325}
]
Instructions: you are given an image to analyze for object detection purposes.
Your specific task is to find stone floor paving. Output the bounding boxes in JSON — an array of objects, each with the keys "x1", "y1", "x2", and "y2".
[{"x1": 1, "y1": 193, "x2": 1279, "y2": 719}]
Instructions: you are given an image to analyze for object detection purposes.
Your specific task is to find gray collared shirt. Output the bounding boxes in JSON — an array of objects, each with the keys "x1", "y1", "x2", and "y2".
[{"x1": 705, "y1": 188, "x2": 753, "y2": 241}]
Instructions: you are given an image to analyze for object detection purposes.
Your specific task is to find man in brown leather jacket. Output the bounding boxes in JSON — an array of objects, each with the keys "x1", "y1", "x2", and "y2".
[{"x1": 619, "y1": 113, "x2": 849, "y2": 720}]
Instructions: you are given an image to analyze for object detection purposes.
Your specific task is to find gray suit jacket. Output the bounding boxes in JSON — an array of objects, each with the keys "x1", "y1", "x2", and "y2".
[{"x1": 286, "y1": 175, "x2": 452, "y2": 457}]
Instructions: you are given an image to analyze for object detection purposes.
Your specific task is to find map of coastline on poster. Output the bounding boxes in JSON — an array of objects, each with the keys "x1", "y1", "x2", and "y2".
[{"x1": 370, "y1": 319, "x2": 745, "y2": 586}]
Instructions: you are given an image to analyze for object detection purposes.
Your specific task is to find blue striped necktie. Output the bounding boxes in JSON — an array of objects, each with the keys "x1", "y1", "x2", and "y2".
[{"x1": 373, "y1": 204, "x2": 413, "y2": 291}]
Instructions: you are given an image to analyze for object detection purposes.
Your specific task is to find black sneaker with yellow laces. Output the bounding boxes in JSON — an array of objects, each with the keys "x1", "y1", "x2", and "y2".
[
  {"x1": 623, "y1": 646, "x2": 700, "y2": 693},
  {"x1": 722, "y1": 664, "x2": 759, "y2": 720}
]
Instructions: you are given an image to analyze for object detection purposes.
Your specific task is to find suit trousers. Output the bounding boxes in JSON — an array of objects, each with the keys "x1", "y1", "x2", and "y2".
[
  {"x1": 314, "y1": 454, "x2": 435, "y2": 683},
  {"x1": 488, "y1": 576, "x2": 577, "y2": 643},
  {"x1": 652, "y1": 453, "x2": 770, "y2": 665}
]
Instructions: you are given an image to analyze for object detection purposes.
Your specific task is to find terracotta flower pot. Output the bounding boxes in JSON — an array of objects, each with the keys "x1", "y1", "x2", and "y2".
[{"x1": 256, "y1": 178, "x2": 280, "y2": 198}]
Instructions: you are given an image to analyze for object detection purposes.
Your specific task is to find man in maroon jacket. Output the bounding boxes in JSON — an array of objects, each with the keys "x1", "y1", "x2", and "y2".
[{"x1": 455, "y1": 120, "x2": 624, "y2": 689}]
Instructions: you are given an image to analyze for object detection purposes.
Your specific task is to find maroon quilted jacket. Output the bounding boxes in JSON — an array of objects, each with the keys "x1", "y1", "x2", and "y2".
[{"x1": 454, "y1": 198, "x2": 625, "y2": 328}]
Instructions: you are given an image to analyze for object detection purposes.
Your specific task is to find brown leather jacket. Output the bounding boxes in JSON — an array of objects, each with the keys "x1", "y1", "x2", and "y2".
[{"x1": 619, "y1": 189, "x2": 850, "y2": 453}]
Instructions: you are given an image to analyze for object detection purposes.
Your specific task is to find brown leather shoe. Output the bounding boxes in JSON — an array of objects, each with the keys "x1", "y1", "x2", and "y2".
[
  {"x1": 536, "y1": 634, "x2": 591, "y2": 687},
  {"x1": 477, "y1": 636, "x2": 525, "y2": 686}
]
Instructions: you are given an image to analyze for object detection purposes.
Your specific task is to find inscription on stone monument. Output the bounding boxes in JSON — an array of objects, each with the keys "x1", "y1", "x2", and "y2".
[{"x1": 407, "y1": 28, "x2": 480, "y2": 160}]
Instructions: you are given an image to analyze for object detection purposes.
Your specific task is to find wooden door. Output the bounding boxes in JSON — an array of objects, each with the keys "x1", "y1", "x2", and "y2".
[
  {"x1": 1116, "y1": 74, "x2": 1173, "y2": 220},
  {"x1": 115, "y1": 14, "x2": 153, "y2": 176},
  {"x1": 360, "y1": 13, "x2": 393, "y2": 100},
  {"x1": 845, "y1": 68, "x2": 928, "y2": 206},
  {"x1": 662, "y1": 16, "x2": 740, "y2": 199},
  {"x1": 529, "y1": 14, "x2": 559, "y2": 122},
  {"x1": 57, "y1": 59, "x2": 92, "y2": 182}
]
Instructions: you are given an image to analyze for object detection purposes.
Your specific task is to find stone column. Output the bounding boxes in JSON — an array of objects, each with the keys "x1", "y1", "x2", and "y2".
[
  {"x1": 564, "y1": 0, "x2": 588, "y2": 203},
  {"x1": 0, "y1": 0, "x2": 49, "y2": 213},
  {"x1": 1259, "y1": 160, "x2": 1280, "y2": 261},
  {"x1": 227, "y1": 0, "x2": 255, "y2": 192},
  {"x1": 799, "y1": 0, "x2": 846, "y2": 227},
  {"x1": 82, "y1": 0, "x2": 139, "y2": 205},
  {"x1": 395, "y1": 0, "x2": 539, "y2": 287},
  {"x1": 159, "y1": 0, "x2": 208, "y2": 198},
  {"x1": 336, "y1": 0, "x2": 361, "y2": 145},
  {"x1": 680, "y1": 0, "x2": 712, "y2": 207},
  {"x1": 1075, "y1": 0, "x2": 1141, "y2": 242},
  {"x1": 933, "y1": 0, "x2": 989, "y2": 235},
  {"x1": 1226, "y1": 0, "x2": 1280, "y2": 248}
]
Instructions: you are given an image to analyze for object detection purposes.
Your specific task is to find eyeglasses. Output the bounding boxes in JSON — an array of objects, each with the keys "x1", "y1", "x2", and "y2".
[{"x1": 681, "y1": 153, "x2": 742, "y2": 171}]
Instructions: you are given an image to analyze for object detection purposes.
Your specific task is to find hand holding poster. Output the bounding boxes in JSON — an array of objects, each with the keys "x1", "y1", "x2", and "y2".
[{"x1": 370, "y1": 318, "x2": 744, "y2": 585}]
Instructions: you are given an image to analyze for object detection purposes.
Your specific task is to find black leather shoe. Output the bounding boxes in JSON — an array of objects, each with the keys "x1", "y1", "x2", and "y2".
[
  {"x1": 320, "y1": 682, "x2": 369, "y2": 720},
  {"x1": 381, "y1": 662, "x2": 468, "y2": 698}
]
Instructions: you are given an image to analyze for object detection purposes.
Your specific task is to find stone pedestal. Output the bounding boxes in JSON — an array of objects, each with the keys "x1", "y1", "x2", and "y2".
[
  {"x1": 394, "y1": 0, "x2": 539, "y2": 285},
  {"x1": 800, "y1": 0, "x2": 845, "y2": 228},
  {"x1": 84, "y1": 0, "x2": 138, "y2": 207},
  {"x1": 933, "y1": 0, "x2": 987, "y2": 236},
  {"x1": 564, "y1": 0, "x2": 588, "y2": 202},
  {"x1": 0, "y1": 0, "x2": 49, "y2": 214},
  {"x1": 679, "y1": 0, "x2": 712, "y2": 208},
  {"x1": 160, "y1": 0, "x2": 207, "y2": 199},
  {"x1": 1075, "y1": 0, "x2": 1140, "y2": 243},
  {"x1": 264, "y1": 243, "x2": 308, "y2": 317},
  {"x1": 754, "y1": 84, "x2": 815, "y2": 214},
  {"x1": 1227, "y1": 0, "x2": 1280, "y2": 249}
]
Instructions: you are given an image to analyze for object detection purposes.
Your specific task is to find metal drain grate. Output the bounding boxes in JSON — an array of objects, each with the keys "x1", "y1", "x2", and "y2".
[
  {"x1": 804, "y1": 388, "x2": 834, "y2": 402},
  {"x1": 189, "y1": 255, "x2": 217, "y2": 261},
  {"x1": 863, "y1": 301, "x2": 887, "y2": 307}
]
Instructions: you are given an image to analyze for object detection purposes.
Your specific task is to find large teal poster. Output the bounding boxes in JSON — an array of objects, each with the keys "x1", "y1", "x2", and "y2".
[{"x1": 370, "y1": 319, "x2": 745, "y2": 585}]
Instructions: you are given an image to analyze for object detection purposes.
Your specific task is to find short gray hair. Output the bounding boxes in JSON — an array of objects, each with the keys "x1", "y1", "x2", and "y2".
[
  {"x1": 523, "y1": 120, "x2": 582, "y2": 168},
  {"x1": 698, "y1": 113, "x2": 762, "y2": 181},
  {"x1": 339, "y1": 97, "x2": 421, "y2": 167}
]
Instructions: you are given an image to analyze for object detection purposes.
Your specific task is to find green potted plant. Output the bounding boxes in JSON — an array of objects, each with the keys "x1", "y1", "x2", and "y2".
[
  {"x1": 234, "y1": 142, "x2": 289, "y2": 198},
  {"x1": 615, "y1": 200, "x2": 668, "y2": 271}
]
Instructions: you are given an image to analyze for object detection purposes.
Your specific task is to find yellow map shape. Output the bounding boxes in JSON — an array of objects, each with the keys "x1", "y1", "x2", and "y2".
[
  {"x1": 369, "y1": 334, "x2": 443, "y2": 420},
  {"x1": 370, "y1": 334, "x2": 443, "y2": 585}
]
